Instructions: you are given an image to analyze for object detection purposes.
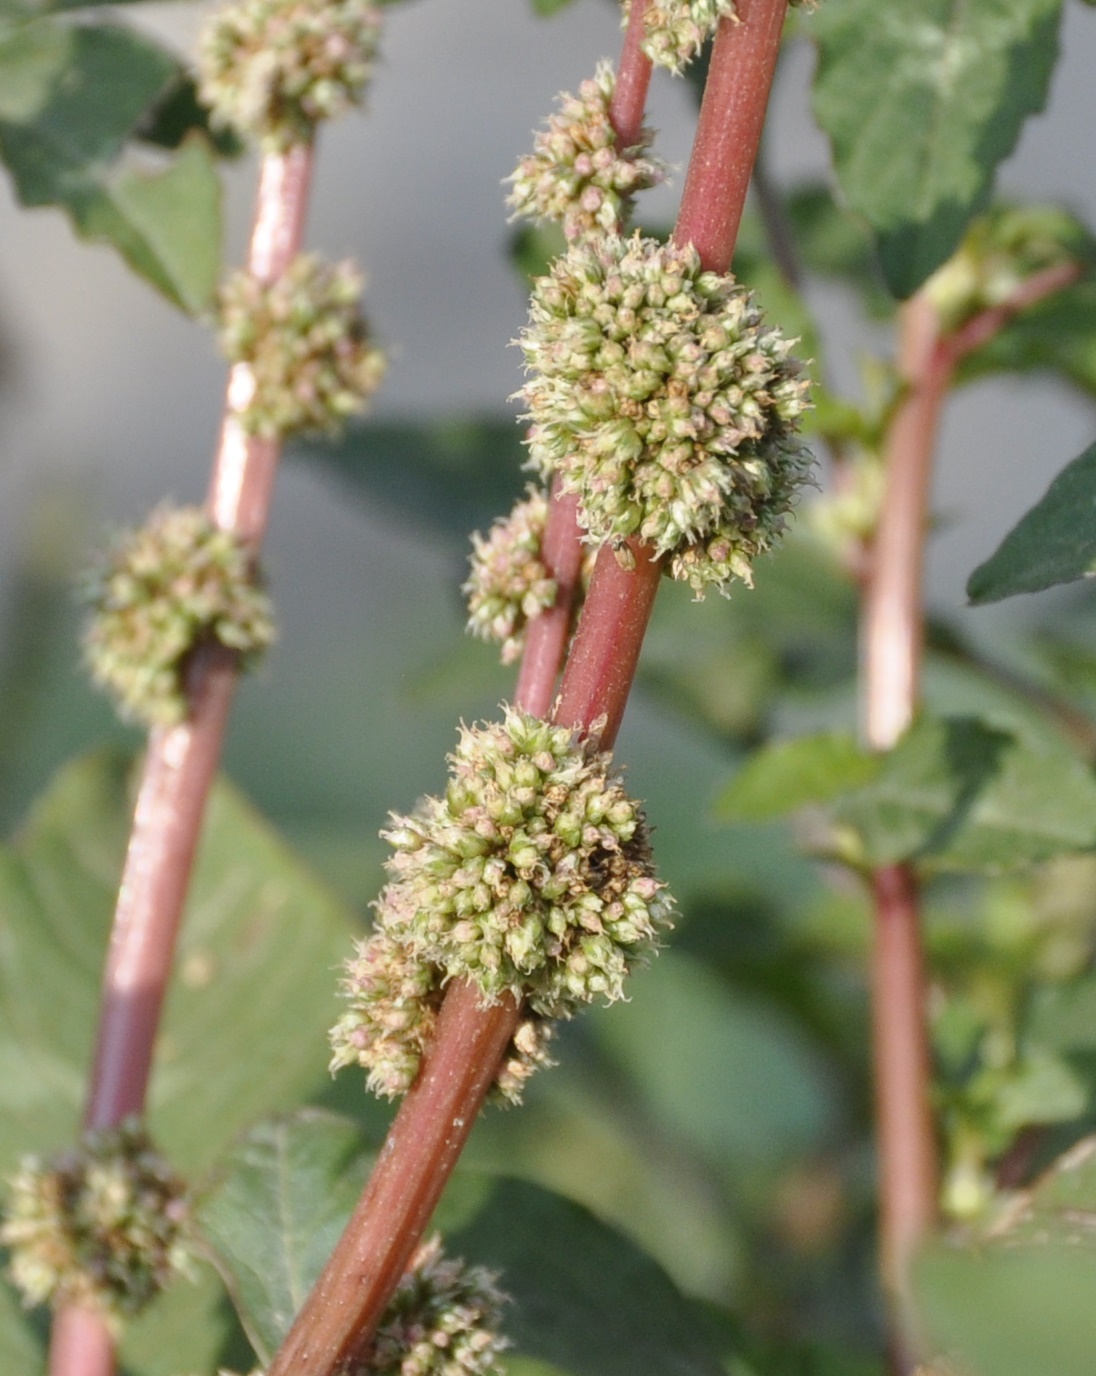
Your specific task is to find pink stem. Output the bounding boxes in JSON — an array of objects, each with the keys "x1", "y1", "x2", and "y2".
[
  {"x1": 51, "y1": 145, "x2": 314, "y2": 1376},
  {"x1": 611, "y1": 0, "x2": 654, "y2": 150},
  {"x1": 514, "y1": 487, "x2": 584, "y2": 717}
]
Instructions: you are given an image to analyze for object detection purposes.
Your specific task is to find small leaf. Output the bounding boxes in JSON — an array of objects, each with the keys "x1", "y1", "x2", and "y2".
[
  {"x1": 198, "y1": 1113, "x2": 373, "y2": 1364},
  {"x1": 967, "y1": 440, "x2": 1096, "y2": 602},
  {"x1": 812, "y1": 0, "x2": 1064, "y2": 297},
  {"x1": 715, "y1": 731, "x2": 878, "y2": 822},
  {"x1": 0, "y1": 16, "x2": 222, "y2": 309},
  {"x1": 833, "y1": 715, "x2": 1096, "y2": 872},
  {"x1": 530, "y1": 0, "x2": 577, "y2": 14}
]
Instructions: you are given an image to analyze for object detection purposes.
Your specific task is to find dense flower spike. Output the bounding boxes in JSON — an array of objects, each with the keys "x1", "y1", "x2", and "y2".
[
  {"x1": 83, "y1": 505, "x2": 275, "y2": 727},
  {"x1": 518, "y1": 232, "x2": 813, "y2": 594},
  {"x1": 0, "y1": 1121, "x2": 189, "y2": 1322},
  {"x1": 362, "y1": 1235, "x2": 510, "y2": 1376},
  {"x1": 219, "y1": 254, "x2": 386, "y2": 438},
  {"x1": 198, "y1": 0, "x2": 384, "y2": 150},
  {"x1": 330, "y1": 926, "x2": 556, "y2": 1105},
  {"x1": 506, "y1": 61, "x2": 666, "y2": 241},
  {"x1": 624, "y1": 0, "x2": 739, "y2": 75},
  {"x1": 374, "y1": 708, "x2": 673, "y2": 1015}
]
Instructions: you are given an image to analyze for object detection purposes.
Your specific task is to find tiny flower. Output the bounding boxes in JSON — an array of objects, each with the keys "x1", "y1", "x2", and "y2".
[
  {"x1": 219, "y1": 254, "x2": 386, "y2": 439},
  {"x1": 330, "y1": 926, "x2": 557, "y2": 1105},
  {"x1": 518, "y1": 232, "x2": 813, "y2": 595},
  {"x1": 82, "y1": 505, "x2": 275, "y2": 727},
  {"x1": 506, "y1": 61, "x2": 666, "y2": 241},
  {"x1": 198, "y1": 0, "x2": 384, "y2": 150},
  {"x1": 624, "y1": 0, "x2": 739, "y2": 75},
  {"x1": 373, "y1": 708, "x2": 673, "y2": 1016},
  {"x1": 363, "y1": 1234, "x2": 510, "y2": 1376},
  {"x1": 0, "y1": 1120, "x2": 190, "y2": 1323}
]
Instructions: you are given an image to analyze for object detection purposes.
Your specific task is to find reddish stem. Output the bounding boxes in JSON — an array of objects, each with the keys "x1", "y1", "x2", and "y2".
[
  {"x1": 514, "y1": 487, "x2": 584, "y2": 717},
  {"x1": 611, "y1": 0, "x2": 654, "y2": 150},
  {"x1": 266, "y1": 7, "x2": 790, "y2": 1371},
  {"x1": 675, "y1": 0, "x2": 788, "y2": 270},
  {"x1": 52, "y1": 146, "x2": 314, "y2": 1376}
]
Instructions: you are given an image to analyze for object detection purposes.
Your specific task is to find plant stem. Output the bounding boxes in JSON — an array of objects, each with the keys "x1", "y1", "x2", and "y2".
[
  {"x1": 51, "y1": 145, "x2": 313, "y2": 1376},
  {"x1": 514, "y1": 486, "x2": 584, "y2": 717},
  {"x1": 266, "y1": 8, "x2": 790, "y2": 1370}
]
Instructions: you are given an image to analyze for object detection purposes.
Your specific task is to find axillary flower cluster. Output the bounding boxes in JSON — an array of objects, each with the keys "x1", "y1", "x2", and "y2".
[{"x1": 331, "y1": 708, "x2": 673, "y2": 1103}]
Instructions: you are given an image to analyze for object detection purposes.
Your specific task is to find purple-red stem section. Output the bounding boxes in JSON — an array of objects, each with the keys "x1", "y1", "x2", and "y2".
[
  {"x1": 54, "y1": 147, "x2": 313, "y2": 1376},
  {"x1": 514, "y1": 487, "x2": 584, "y2": 717}
]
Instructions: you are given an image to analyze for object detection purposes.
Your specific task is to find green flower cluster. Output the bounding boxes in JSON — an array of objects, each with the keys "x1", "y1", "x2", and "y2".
[
  {"x1": 83, "y1": 505, "x2": 275, "y2": 728},
  {"x1": 506, "y1": 61, "x2": 665, "y2": 242},
  {"x1": 0, "y1": 1121, "x2": 189, "y2": 1322},
  {"x1": 219, "y1": 254, "x2": 386, "y2": 439},
  {"x1": 330, "y1": 925, "x2": 555, "y2": 1104},
  {"x1": 518, "y1": 232, "x2": 812, "y2": 595},
  {"x1": 626, "y1": 0, "x2": 739, "y2": 75},
  {"x1": 464, "y1": 488, "x2": 557, "y2": 665},
  {"x1": 363, "y1": 1234, "x2": 510, "y2": 1376},
  {"x1": 374, "y1": 708, "x2": 673, "y2": 1014},
  {"x1": 198, "y1": 0, "x2": 384, "y2": 149}
]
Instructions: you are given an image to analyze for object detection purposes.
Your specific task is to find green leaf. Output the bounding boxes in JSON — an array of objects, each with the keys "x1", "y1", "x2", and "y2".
[
  {"x1": 0, "y1": 750, "x2": 357, "y2": 1180},
  {"x1": 202, "y1": 1112, "x2": 729, "y2": 1376},
  {"x1": 0, "y1": 17, "x2": 222, "y2": 310},
  {"x1": 967, "y1": 440, "x2": 1096, "y2": 602},
  {"x1": 198, "y1": 1113, "x2": 373, "y2": 1365},
  {"x1": 833, "y1": 715, "x2": 1096, "y2": 872},
  {"x1": 916, "y1": 1248, "x2": 1096, "y2": 1376},
  {"x1": 812, "y1": 0, "x2": 1063, "y2": 297},
  {"x1": 530, "y1": 0, "x2": 577, "y2": 14},
  {"x1": 715, "y1": 731, "x2": 878, "y2": 822}
]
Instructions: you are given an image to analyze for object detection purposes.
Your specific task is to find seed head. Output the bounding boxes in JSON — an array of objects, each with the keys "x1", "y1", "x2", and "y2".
[
  {"x1": 198, "y1": 0, "x2": 384, "y2": 150},
  {"x1": 507, "y1": 61, "x2": 666, "y2": 241},
  {"x1": 624, "y1": 0, "x2": 739, "y2": 75},
  {"x1": 330, "y1": 925, "x2": 556, "y2": 1106},
  {"x1": 518, "y1": 232, "x2": 813, "y2": 595},
  {"x1": 219, "y1": 255, "x2": 386, "y2": 438},
  {"x1": 0, "y1": 1121, "x2": 190, "y2": 1322},
  {"x1": 83, "y1": 505, "x2": 275, "y2": 727},
  {"x1": 374, "y1": 707, "x2": 673, "y2": 1015},
  {"x1": 363, "y1": 1234, "x2": 510, "y2": 1376}
]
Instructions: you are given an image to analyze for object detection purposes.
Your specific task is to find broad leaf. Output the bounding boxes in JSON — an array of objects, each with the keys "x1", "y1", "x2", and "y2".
[
  {"x1": 202, "y1": 1112, "x2": 729, "y2": 1376},
  {"x1": 967, "y1": 440, "x2": 1096, "y2": 602},
  {"x1": 832, "y1": 715, "x2": 1096, "y2": 872},
  {"x1": 715, "y1": 731, "x2": 878, "y2": 822},
  {"x1": 198, "y1": 1113, "x2": 373, "y2": 1364},
  {"x1": 0, "y1": 15, "x2": 222, "y2": 310},
  {"x1": 812, "y1": 0, "x2": 1063, "y2": 297},
  {"x1": 0, "y1": 750, "x2": 356, "y2": 1180}
]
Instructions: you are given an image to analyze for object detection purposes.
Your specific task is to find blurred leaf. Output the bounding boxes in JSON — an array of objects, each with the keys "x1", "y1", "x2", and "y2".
[
  {"x1": 716, "y1": 732, "x2": 878, "y2": 822},
  {"x1": 992, "y1": 1133, "x2": 1096, "y2": 1246},
  {"x1": 0, "y1": 750, "x2": 356, "y2": 1180},
  {"x1": 916, "y1": 1247, "x2": 1096, "y2": 1376},
  {"x1": 292, "y1": 416, "x2": 527, "y2": 552},
  {"x1": 967, "y1": 440, "x2": 1096, "y2": 603},
  {"x1": 508, "y1": 222, "x2": 566, "y2": 287},
  {"x1": 812, "y1": 0, "x2": 1063, "y2": 297},
  {"x1": 594, "y1": 952, "x2": 839, "y2": 1166},
  {"x1": 202, "y1": 1111, "x2": 729, "y2": 1376},
  {"x1": 781, "y1": 184, "x2": 892, "y2": 317},
  {"x1": 0, "y1": 16, "x2": 221, "y2": 310},
  {"x1": 0, "y1": 1283, "x2": 43, "y2": 1374},
  {"x1": 530, "y1": 0, "x2": 576, "y2": 13},
  {"x1": 199, "y1": 1113, "x2": 373, "y2": 1364},
  {"x1": 991, "y1": 1050, "x2": 1089, "y2": 1132},
  {"x1": 134, "y1": 73, "x2": 243, "y2": 158},
  {"x1": 833, "y1": 715, "x2": 1096, "y2": 872}
]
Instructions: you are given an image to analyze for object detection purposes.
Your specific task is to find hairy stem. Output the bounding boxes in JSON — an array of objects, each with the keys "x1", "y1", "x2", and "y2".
[{"x1": 51, "y1": 146, "x2": 313, "y2": 1376}]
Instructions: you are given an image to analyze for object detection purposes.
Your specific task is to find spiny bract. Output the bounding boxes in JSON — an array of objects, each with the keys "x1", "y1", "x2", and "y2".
[
  {"x1": 518, "y1": 231, "x2": 813, "y2": 595},
  {"x1": 374, "y1": 708, "x2": 673, "y2": 1016}
]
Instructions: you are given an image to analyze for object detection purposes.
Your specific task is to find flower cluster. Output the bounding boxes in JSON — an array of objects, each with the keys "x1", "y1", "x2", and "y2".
[
  {"x1": 363, "y1": 1235, "x2": 510, "y2": 1376},
  {"x1": 373, "y1": 707, "x2": 673, "y2": 1015},
  {"x1": 330, "y1": 924, "x2": 556, "y2": 1104},
  {"x1": 625, "y1": 0, "x2": 739, "y2": 75},
  {"x1": 83, "y1": 505, "x2": 275, "y2": 727},
  {"x1": 506, "y1": 61, "x2": 665, "y2": 242},
  {"x1": 518, "y1": 232, "x2": 812, "y2": 595},
  {"x1": 219, "y1": 255, "x2": 386, "y2": 439},
  {"x1": 0, "y1": 1121, "x2": 189, "y2": 1321},
  {"x1": 198, "y1": 0, "x2": 384, "y2": 150}
]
